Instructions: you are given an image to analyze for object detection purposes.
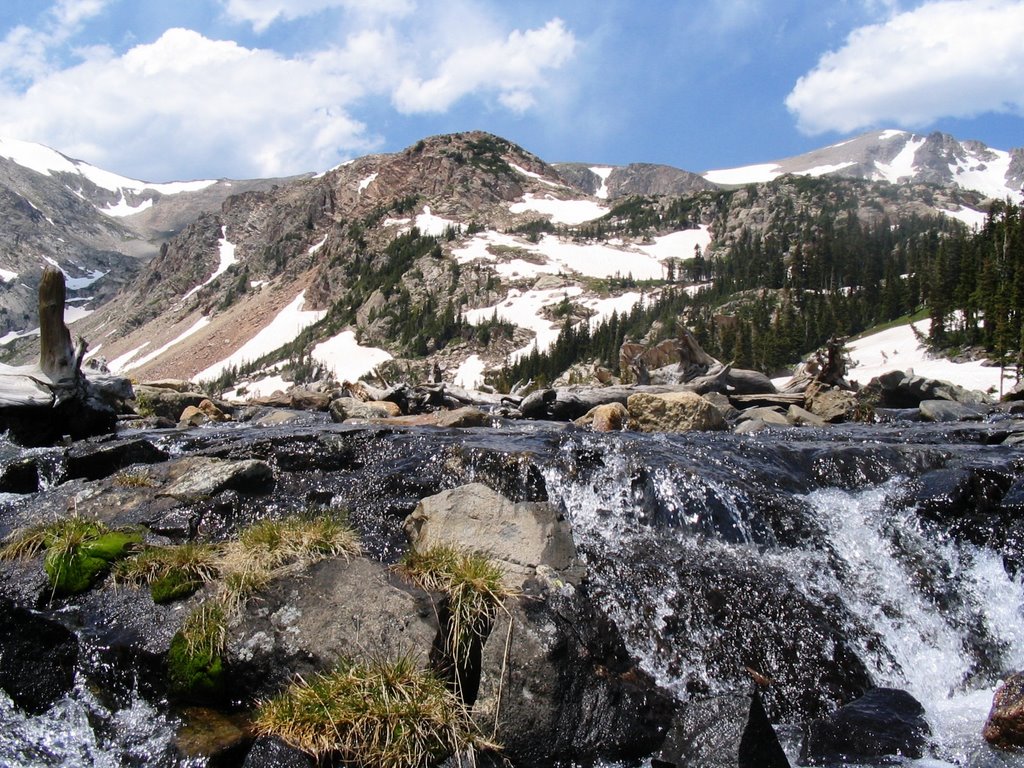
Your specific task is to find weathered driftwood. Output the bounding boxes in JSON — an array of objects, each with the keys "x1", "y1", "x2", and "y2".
[
  {"x1": 0, "y1": 268, "x2": 132, "y2": 445},
  {"x1": 779, "y1": 337, "x2": 851, "y2": 394}
]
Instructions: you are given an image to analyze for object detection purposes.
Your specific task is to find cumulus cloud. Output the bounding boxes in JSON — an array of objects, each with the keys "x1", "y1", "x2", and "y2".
[
  {"x1": 786, "y1": 0, "x2": 1024, "y2": 134},
  {"x1": 221, "y1": 0, "x2": 414, "y2": 32},
  {"x1": 0, "y1": 0, "x2": 112, "y2": 85},
  {"x1": 393, "y1": 19, "x2": 575, "y2": 113},
  {"x1": 0, "y1": 5, "x2": 577, "y2": 180}
]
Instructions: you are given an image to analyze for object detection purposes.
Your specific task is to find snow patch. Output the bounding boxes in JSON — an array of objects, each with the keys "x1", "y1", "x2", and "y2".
[
  {"x1": 103, "y1": 195, "x2": 154, "y2": 218},
  {"x1": 465, "y1": 286, "x2": 583, "y2": 363},
  {"x1": 703, "y1": 163, "x2": 782, "y2": 185},
  {"x1": 308, "y1": 235, "x2": 328, "y2": 255},
  {"x1": 237, "y1": 374, "x2": 290, "y2": 399},
  {"x1": 510, "y1": 163, "x2": 564, "y2": 188},
  {"x1": 182, "y1": 227, "x2": 238, "y2": 300},
  {"x1": 509, "y1": 194, "x2": 608, "y2": 225},
  {"x1": 798, "y1": 161, "x2": 856, "y2": 176},
  {"x1": 64, "y1": 269, "x2": 106, "y2": 290},
  {"x1": 938, "y1": 206, "x2": 988, "y2": 230},
  {"x1": 454, "y1": 354, "x2": 486, "y2": 389},
  {"x1": 873, "y1": 136, "x2": 926, "y2": 183},
  {"x1": 589, "y1": 166, "x2": 613, "y2": 199},
  {"x1": 879, "y1": 129, "x2": 908, "y2": 140},
  {"x1": 634, "y1": 227, "x2": 712, "y2": 261},
  {"x1": 414, "y1": 206, "x2": 458, "y2": 237},
  {"x1": 951, "y1": 147, "x2": 1017, "y2": 201},
  {"x1": 107, "y1": 343, "x2": 150, "y2": 372},
  {"x1": 311, "y1": 330, "x2": 392, "y2": 383},
  {"x1": 844, "y1": 320, "x2": 1005, "y2": 394},
  {"x1": 196, "y1": 291, "x2": 326, "y2": 382},
  {"x1": 357, "y1": 172, "x2": 378, "y2": 194},
  {"x1": 115, "y1": 316, "x2": 212, "y2": 373},
  {"x1": 0, "y1": 269, "x2": 16, "y2": 282}
]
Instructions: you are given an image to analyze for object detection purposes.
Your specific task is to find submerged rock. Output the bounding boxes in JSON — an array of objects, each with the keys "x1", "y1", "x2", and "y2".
[
  {"x1": 800, "y1": 687, "x2": 931, "y2": 764},
  {"x1": 575, "y1": 402, "x2": 633, "y2": 432},
  {"x1": 0, "y1": 600, "x2": 78, "y2": 714}
]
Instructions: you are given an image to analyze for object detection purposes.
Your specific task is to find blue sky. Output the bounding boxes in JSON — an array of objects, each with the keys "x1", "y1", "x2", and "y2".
[{"x1": 0, "y1": 0, "x2": 1021, "y2": 181}]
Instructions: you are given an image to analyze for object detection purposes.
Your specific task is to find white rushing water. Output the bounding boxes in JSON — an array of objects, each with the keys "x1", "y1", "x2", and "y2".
[
  {"x1": 0, "y1": 681, "x2": 195, "y2": 768},
  {"x1": 543, "y1": 435, "x2": 1024, "y2": 766}
]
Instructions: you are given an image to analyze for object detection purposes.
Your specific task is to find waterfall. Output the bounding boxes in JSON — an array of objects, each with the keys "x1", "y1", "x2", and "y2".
[{"x1": 543, "y1": 432, "x2": 1024, "y2": 765}]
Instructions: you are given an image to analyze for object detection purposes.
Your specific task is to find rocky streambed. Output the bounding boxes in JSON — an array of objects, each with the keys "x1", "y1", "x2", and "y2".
[{"x1": 2, "y1": 412, "x2": 1024, "y2": 767}]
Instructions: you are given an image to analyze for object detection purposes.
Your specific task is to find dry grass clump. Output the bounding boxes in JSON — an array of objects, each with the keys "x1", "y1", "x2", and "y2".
[
  {"x1": 254, "y1": 655, "x2": 495, "y2": 767},
  {"x1": 113, "y1": 542, "x2": 221, "y2": 603},
  {"x1": 113, "y1": 469, "x2": 157, "y2": 488},
  {"x1": 396, "y1": 545, "x2": 516, "y2": 671}
]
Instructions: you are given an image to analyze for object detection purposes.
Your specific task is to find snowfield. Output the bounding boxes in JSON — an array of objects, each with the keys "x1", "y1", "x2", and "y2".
[
  {"x1": 196, "y1": 291, "x2": 326, "y2": 382},
  {"x1": 452, "y1": 226, "x2": 710, "y2": 281},
  {"x1": 112, "y1": 316, "x2": 212, "y2": 374},
  {"x1": 844, "y1": 320, "x2": 1008, "y2": 395},
  {"x1": 509, "y1": 194, "x2": 609, "y2": 224},
  {"x1": 182, "y1": 227, "x2": 238, "y2": 300},
  {"x1": 311, "y1": 330, "x2": 392, "y2": 383}
]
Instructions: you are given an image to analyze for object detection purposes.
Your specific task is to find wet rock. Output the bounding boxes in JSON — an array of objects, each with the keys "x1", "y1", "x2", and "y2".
[
  {"x1": 655, "y1": 689, "x2": 789, "y2": 768},
  {"x1": 133, "y1": 385, "x2": 232, "y2": 422},
  {"x1": 984, "y1": 672, "x2": 1024, "y2": 751},
  {"x1": 175, "y1": 706, "x2": 253, "y2": 765},
  {"x1": 404, "y1": 483, "x2": 582, "y2": 588},
  {"x1": 575, "y1": 402, "x2": 633, "y2": 432},
  {"x1": 734, "y1": 418, "x2": 769, "y2": 435},
  {"x1": 228, "y1": 557, "x2": 436, "y2": 698},
  {"x1": 0, "y1": 599, "x2": 78, "y2": 714},
  {"x1": 178, "y1": 407, "x2": 209, "y2": 428},
  {"x1": 242, "y1": 737, "x2": 315, "y2": 768},
  {"x1": 919, "y1": 399, "x2": 988, "y2": 422},
  {"x1": 800, "y1": 687, "x2": 931, "y2": 764},
  {"x1": 870, "y1": 370, "x2": 991, "y2": 408},
  {"x1": 627, "y1": 391, "x2": 728, "y2": 432},
  {"x1": 65, "y1": 437, "x2": 169, "y2": 481},
  {"x1": 158, "y1": 457, "x2": 274, "y2": 500},
  {"x1": 252, "y1": 409, "x2": 303, "y2": 426},
  {"x1": 475, "y1": 589, "x2": 676, "y2": 767},
  {"x1": 0, "y1": 457, "x2": 39, "y2": 493}
]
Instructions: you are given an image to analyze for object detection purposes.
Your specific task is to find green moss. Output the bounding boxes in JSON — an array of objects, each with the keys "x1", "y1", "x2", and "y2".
[
  {"x1": 42, "y1": 525, "x2": 142, "y2": 596},
  {"x1": 168, "y1": 602, "x2": 228, "y2": 700},
  {"x1": 150, "y1": 570, "x2": 203, "y2": 604}
]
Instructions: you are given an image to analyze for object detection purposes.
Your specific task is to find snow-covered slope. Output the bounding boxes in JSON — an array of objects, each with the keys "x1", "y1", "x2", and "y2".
[{"x1": 704, "y1": 130, "x2": 1023, "y2": 203}]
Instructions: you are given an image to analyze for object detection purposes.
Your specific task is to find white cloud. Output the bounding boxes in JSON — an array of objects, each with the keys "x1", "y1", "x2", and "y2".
[
  {"x1": 0, "y1": 5, "x2": 577, "y2": 180},
  {"x1": 393, "y1": 18, "x2": 575, "y2": 113},
  {"x1": 221, "y1": 0, "x2": 414, "y2": 33},
  {"x1": 0, "y1": 28, "x2": 377, "y2": 179},
  {"x1": 786, "y1": 0, "x2": 1024, "y2": 134},
  {"x1": 0, "y1": 0, "x2": 112, "y2": 85}
]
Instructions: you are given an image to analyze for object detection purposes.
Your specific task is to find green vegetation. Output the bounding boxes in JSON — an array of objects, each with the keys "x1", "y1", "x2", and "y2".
[
  {"x1": 113, "y1": 542, "x2": 220, "y2": 604},
  {"x1": 113, "y1": 468, "x2": 157, "y2": 488},
  {"x1": 396, "y1": 545, "x2": 514, "y2": 674},
  {"x1": 168, "y1": 601, "x2": 228, "y2": 698},
  {"x1": 254, "y1": 655, "x2": 494, "y2": 766},
  {"x1": 0, "y1": 516, "x2": 141, "y2": 597}
]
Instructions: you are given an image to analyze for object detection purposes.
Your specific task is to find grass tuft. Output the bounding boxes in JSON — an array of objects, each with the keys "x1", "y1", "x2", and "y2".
[
  {"x1": 113, "y1": 468, "x2": 157, "y2": 488},
  {"x1": 254, "y1": 655, "x2": 496, "y2": 766},
  {"x1": 396, "y1": 545, "x2": 515, "y2": 672},
  {"x1": 168, "y1": 600, "x2": 230, "y2": 698},
  {"x1": 114, "y1": 542, "x2": 221, "y2": 603}
]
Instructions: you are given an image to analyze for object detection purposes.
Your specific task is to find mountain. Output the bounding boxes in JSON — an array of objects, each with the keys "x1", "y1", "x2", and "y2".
[
  {"x1": 702, "y1": 129, "x2": 1024, "y2": 202},
  {"x1": 0, "y1": 128, "x2": 1018, "y2": 394},
  {"x1": 0, "y1": 137, "x2": 297, "y2": 339}
]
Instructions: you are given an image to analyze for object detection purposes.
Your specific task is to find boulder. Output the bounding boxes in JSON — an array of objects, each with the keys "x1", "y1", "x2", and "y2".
[
  {"x1": 434, "y1": 406, "x2": 489, "y2": 428},
  {"x1": 787, "y1": 405, "x2": 827, "y2": 427},
  {"x1": 133, "y1": 385, "x2": 231, "y2": 422},
  {"x1": 158, "y1": 457, "x2": 274, "y2": 500},
  {"x1": 0, "y1": 457, "x2": 39, "y2": 494},
  {"x1": 869, "y1": 370, "x2": 991, "y2": 408},
  {"x1": 228, "y1": 557, "x2": 436, "y2": 699},
  {"x1": 198, "y1": 399, "x2": 229, "y2": 421},
  {"x1": 474, "y1": 590, "x2": 676, "y2": 767},
  {"x1": 738, "y1": 406, "x2": 790, "y2": 426},
  {"x1": 627, "y1": 391, "x2": 728, "y2": 432},
  {"x1": 807, "y1": 388, "x2": 861, "y2": 423},
  {"x1": 329, "y1": 397, "x2": 401, "y2": 421},
  {"x1": 919, "y1": 399, "x2": 988, "y2": 422},
  {"x1": 178, "y1": 406, "x2": 209, "y2": 427},
  {"x1": 242, "y1": 737, "x2": 315, "y2": 768},
  {"x1": 800, "y1": 687, "x2": 931, "y2": 764},
  {"x1": 404, "y1": 483, "x2": 582, "y2": 589},
  {"x1": 175, "y1": 707, "x2": 253, "y2": 766},
  {"x1": 286, "y1": 388, "x2": 333, "y2": 411},
  {"x1": 984, "y1": 672, "x2": 1024, "y2": 750},
  {"x1": 702, "y1": 391, "x2": 740, "y2": 421},
  {"x1": 65, "y1": 438, "x2": 169, "y2": 481},
  {"x1": 655, "y1": 689, "x2": 790, "y2": 768},
  {"x1": 574, "y1": 402, "x2": 632, "y2": 432},
  {"x1": 0, "y1": 600, "x2": 78, "y2": 714}
]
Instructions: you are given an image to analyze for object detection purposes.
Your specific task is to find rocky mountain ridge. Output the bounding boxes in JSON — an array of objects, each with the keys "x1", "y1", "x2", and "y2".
[{"x1": 0, "y1": 128, "x2": 1017, "y2": 392}]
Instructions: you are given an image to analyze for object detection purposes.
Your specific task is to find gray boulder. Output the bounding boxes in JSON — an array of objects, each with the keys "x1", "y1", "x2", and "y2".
[
  {"x1": 404, "y1": 483, "x2": 582, "y2": 588},
  {"x1": 919, "y1": 399, "x2": 988, "y2": 422},
  {"x1": 627, "y1": 391, "x2": 728, "y2": 432}
]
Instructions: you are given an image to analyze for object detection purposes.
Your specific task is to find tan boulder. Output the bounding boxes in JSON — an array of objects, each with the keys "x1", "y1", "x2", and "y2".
[
  {"x1": 984, "y1": 672, "x2": 1024, "y2": 750},
  {"x1": 626, "y1": 391, "x2": 728, "y2": 432},
  {"x1": 575, "y1": 402, "x2": 633, "y2": 432},
  {"x1": 198, "y1": 399, "x2": 228, "y2": 421}
]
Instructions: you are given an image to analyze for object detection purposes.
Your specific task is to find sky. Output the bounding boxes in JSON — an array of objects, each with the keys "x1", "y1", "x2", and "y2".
[{"x1": 0, "y1": 0, "x2": 1021, "y2": 182}]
